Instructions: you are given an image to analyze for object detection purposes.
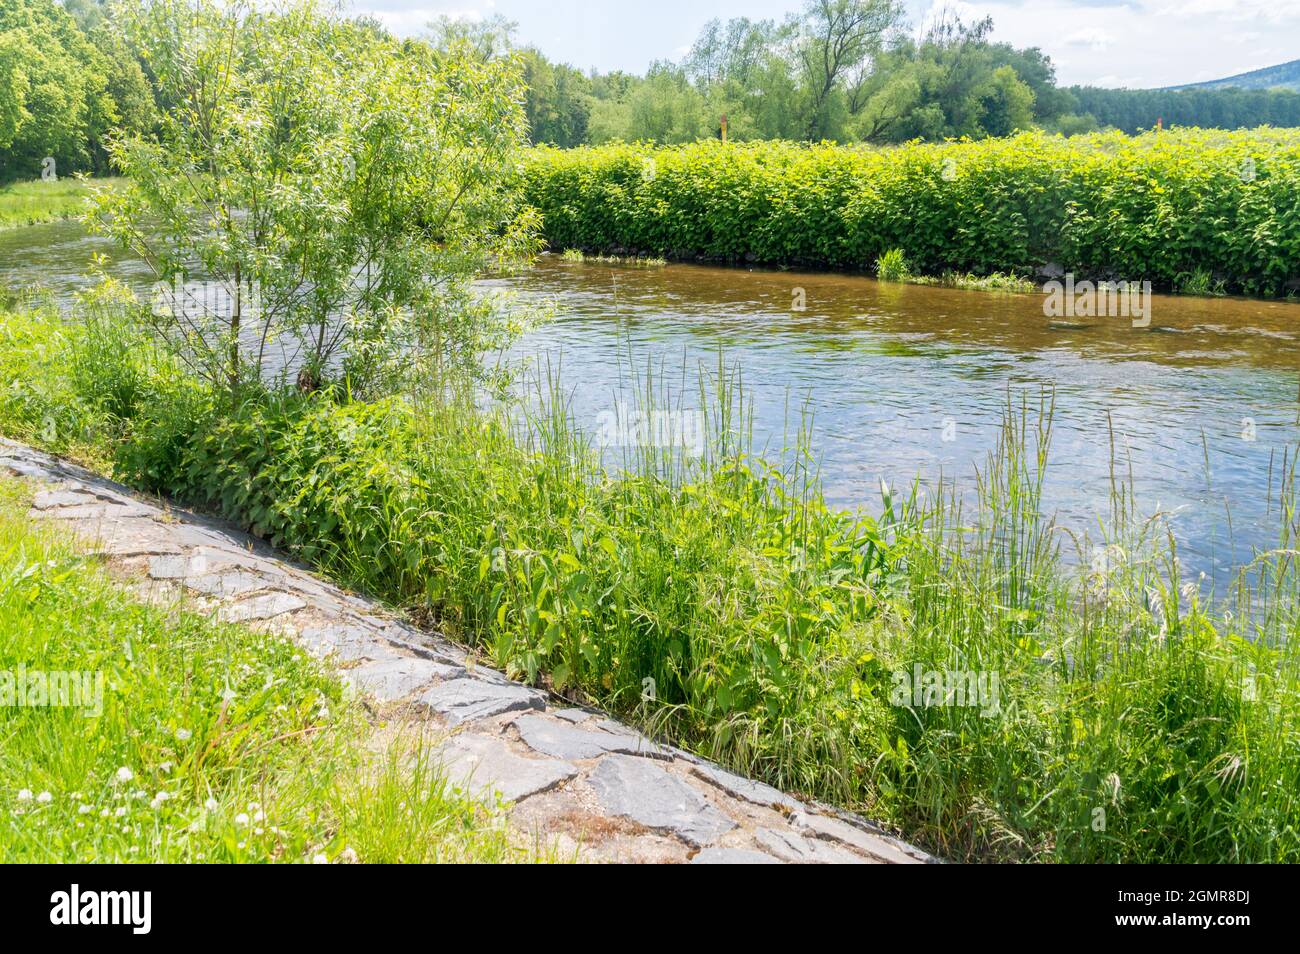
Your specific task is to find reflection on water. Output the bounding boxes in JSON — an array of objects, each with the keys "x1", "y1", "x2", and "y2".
[
  {"x1": 493, "y1": 256, "x2": 1300, "y2": 589},
  {"x1": 4, "y1": 222, "x2": 1299, "y2": 588}
]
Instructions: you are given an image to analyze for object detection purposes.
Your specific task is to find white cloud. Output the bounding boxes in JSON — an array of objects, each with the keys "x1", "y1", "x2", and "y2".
[{"x1": 1063, "y1": 27, "x2": 1117, "y2": 52}]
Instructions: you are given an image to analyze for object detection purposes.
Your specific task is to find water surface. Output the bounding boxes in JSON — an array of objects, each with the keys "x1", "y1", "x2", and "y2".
[{"x1": 5, "y1": 221, "x2": 1299, "y2": 588}]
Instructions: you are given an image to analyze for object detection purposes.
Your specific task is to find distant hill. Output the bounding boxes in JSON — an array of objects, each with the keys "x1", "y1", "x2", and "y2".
[{"x1": 1170, "y1": 59, "x2": 1300, "y2": 92}]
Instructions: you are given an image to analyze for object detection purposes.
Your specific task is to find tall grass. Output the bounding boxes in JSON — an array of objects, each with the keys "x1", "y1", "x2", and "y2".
[
  {"x1": 2, "y1": 299, "x2": 1299, "y2": 861},
  {"x1": 0, "y1": 477, "x2": 552, "y2": 863},
  {"x1": 0, "y1": 178, "x2": 120, "y2": 230}
]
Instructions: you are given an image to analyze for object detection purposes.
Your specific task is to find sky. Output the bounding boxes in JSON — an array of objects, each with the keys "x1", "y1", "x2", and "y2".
[{"x1": 344, "y1": 0, "x2": 1300, "y2": 89}]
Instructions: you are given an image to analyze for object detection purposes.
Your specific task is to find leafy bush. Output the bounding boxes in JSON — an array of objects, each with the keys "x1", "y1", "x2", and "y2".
[{"x1": 523, "y1": 129, "x2": 1300, "y2": 296}]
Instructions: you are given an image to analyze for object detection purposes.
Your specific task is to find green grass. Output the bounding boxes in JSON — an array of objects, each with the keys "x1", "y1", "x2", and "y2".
[
  {"x1": 0, "y1": 476, "x2": 554, "y2": 863},
  {"x1": 0, "y1": 178, "x2": 122, "y2": 230},
  {"x1": 875, "y1": 248, "x2": 910, "y2": 282},
  {"x1": 876, "y1": 249, "x2": 1035, "y2": 293},
  {"x1": 911, "y1": 271, "x2": 1037, "y2": 293},
  {"x1": 561, "y1": 248, "x2": 668, "y2": 267},
  {"x1": 3, "y1": 299, "x2": 1300, "y2": 863}
]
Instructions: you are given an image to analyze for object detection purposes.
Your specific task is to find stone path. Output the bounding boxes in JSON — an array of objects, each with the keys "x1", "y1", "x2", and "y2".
[{"x1": 1, "y1": 437, "x2": 934, "y2": 864}]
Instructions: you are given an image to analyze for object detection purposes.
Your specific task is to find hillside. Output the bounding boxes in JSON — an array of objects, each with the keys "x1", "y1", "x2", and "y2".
[{"x1": 1172, "y1": 58, "x2": 1300, "y2": 91}]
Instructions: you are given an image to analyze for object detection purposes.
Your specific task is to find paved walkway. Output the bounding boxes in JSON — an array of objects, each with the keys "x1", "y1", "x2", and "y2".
[{"x1": 1, "y1": 437, "x2": 933, "y2": 864}]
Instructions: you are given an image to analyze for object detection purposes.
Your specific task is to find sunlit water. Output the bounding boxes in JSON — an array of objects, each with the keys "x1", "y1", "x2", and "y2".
[{"x1": 5, "y1": 220, "x2": 1299, "y2": 589}]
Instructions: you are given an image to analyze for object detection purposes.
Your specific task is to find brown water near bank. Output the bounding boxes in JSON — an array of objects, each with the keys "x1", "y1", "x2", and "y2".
[{"x1": 496, "y1": 255, "x2": 1300, "y2": 589}]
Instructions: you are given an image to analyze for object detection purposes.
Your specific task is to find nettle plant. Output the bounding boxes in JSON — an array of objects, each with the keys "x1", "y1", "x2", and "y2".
[{"x1": 89, "y1": 0, "x2": 538, "y2": 395}]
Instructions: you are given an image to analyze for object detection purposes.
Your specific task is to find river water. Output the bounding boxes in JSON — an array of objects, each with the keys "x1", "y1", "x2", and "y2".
[{"x1": 4, "y1": 220, "x2": 1299, "y2": 589}]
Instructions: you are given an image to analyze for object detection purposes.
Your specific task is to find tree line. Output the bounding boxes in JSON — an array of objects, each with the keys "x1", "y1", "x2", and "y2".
[
  {"x1": 466, "y1": 2, "x2": 1300, "y2": 146},
  {"x1": 4, "y1": 0, "x2": 1300, "y2": 185}
]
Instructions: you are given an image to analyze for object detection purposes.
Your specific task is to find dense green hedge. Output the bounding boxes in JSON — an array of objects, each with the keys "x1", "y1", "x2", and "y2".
[{"x1": 522, "y1": 129, "x2": 1300, "y2": 296}]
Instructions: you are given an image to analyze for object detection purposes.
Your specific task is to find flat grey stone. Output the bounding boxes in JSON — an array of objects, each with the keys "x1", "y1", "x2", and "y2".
[
  {"x1": 585, "y1": 754, "x2": 736, "y2": 847},
  {"x1": 348, "y1": 656, "x2": 464, "y2": 701},
  {"x1": 438, "y1": 733, "x2": 577, "y2": 803},
  {"x1": 596, "y1": 723, "x2": 672, "y2": 759},
  {"x1": 514, "y1": 715, "x2": 666, "y2": 760},
  {"x1": 754, "y1": 826, "x2": 864, "y2": 864},
  {"x1": 299, "y1": 624, "x2": 400, "y2": 663},
  {"x1": 418, "y1": 678, "x2": 547, "y2": 725},
  {"x1": 32, "y1": 489, "x2": 102, "y2": 510},
  {"x1": 44, "y1": 502, "x2": 154, "y2": 520},
  {"x1": 1, "y1": 457, "x2": 59, "y2": 479},
  {"x1": 87, "y1": 523, "x2": 181, "y2": 557},
  {"x1": 791, "y1": 811, "x2": 924, "y2": 864},
  {"x1": 183, "y1": 571, "x2": 270, "y2": 598},
  {"x1": 690, "y1": 762, "x2": 800, "y2": 812},
  {"x1": 218, "y1": 592, "x2": 306, "y2": 623},
  {"x1": 690, "y1": 847, "x2": 781, "y2": 865},
  {"x1": 149, "y1": 554, "x2": 210, "y2": 579},
  {"x1": 553, "y1": 708, "x2": 593, "y2": 723}
]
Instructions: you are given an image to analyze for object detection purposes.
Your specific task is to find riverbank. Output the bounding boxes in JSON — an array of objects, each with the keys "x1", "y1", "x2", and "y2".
[
  {"x1": 523, "y1": 129, "x2": 1300, "y2": 298},
  {"x1": 3, "y1": 299, "x2": 1298, "y2": 862},
  {"x1": 0, "y1": 437, "x2": 926, "y2": 863},
  {"x1": 0, "y1": 472, "x2": 551, "y2": 863},
  {"x1": 0, "y1": 178, "x2": 121, "y2": 231}
]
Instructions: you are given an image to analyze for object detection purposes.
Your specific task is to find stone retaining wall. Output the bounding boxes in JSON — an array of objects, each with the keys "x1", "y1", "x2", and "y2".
[{"x1": 1, "y1": 437, "x2": 934, "y2": 865}]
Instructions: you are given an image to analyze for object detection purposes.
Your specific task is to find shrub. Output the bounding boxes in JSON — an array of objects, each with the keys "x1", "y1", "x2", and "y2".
[{"x1": 521, "y1": 129, "x2": 1300, "y2": 296}]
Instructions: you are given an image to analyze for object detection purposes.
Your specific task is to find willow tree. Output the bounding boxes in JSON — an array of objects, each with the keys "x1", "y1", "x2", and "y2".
[{"x1": 90, "y1": 0, "x2": 538, "y2": 394}]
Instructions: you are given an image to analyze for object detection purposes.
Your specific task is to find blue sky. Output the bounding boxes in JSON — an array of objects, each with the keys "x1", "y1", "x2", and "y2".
[{"x1": 345, "y1": 0, "x2": 1300, "y2": 88}]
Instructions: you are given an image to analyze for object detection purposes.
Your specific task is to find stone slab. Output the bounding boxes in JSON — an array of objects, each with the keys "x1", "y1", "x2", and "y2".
[
  {"x1": 515, "y1": 715, "x2": 667, "y2": 761},
  {"x1": 585, "y1": 755, "x2": 736, "y2": 847},
  {"x1": 418, "y1": 678, "x2": 547, "y2": 725},
  {"x1": 438, "y1": 732, "x2": 577, "y2": 803},
  {"x1": 348, "y1": 656, "x2": 465, "y2": 702},
  {"x1": 217, "y1": 592, "x2": 307, "y2": 623}
]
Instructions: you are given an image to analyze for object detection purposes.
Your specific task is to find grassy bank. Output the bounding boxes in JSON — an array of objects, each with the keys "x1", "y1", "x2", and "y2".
[
  {"x1": 0, "y1": 178, "x2": 121, "y2": 230},
  {"x1": 3, "y1": 300, "x2": 1300, "y2": 862},
  {"x1": 523, "y1": 128, "x2": 1300, "y2": 298},
  {"x1": 0, "y1": 475, "x2": 550, "y2": 863}
]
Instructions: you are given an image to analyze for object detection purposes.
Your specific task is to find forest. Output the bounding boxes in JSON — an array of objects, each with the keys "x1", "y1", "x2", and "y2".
[{"x1": 5, "y1": 0, "x2": 1300, "y2": 184}]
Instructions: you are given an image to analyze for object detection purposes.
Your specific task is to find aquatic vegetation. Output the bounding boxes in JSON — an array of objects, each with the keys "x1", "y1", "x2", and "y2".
[
  {"x1": 523, "y1": 129, "x2": 1300, "y2": 297},
  {"x1": 875, "y1": 248, "x2": 910, "y2": 281},
  {"x1": 1176, "y1": 268, "x2": 1227, "y2": 297},
  {"x1": 561, "y1": 249, "x2": 668, "y2": 267},
  {"x1": 911, "y1": 271, "x2": 1037, "y2": 293}
]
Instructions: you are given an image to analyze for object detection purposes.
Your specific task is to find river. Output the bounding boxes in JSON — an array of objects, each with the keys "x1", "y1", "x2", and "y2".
[{"x1": 4, "y1": 219, "x2": 1299, "y2": 589}]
